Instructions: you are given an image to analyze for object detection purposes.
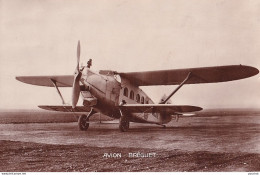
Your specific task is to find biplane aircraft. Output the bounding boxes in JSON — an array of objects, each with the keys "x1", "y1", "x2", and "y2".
[{"x1": 16, "y1": 41, "x2": 259, "y2": 132}]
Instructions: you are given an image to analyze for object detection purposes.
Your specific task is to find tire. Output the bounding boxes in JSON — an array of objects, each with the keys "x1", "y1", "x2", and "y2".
[
  {"x1": 119, "y1": 116, "x2": 129, "y2": 132},
  {"x1": 78, "y1": 114, "x2": 89, "y2": 131}
]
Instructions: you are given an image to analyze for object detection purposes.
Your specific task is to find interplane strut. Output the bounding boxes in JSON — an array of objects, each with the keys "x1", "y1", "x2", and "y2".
[
  {"x1": 50, "y1": 79, "x2": 66, "y2": 104},
  {"x1": 160, "y1": 72, "x2": 192, "y2": 104}
]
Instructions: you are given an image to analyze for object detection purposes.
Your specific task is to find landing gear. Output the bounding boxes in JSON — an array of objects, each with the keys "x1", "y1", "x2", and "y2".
[
  {"x1": 119, "y1": 115, "x2": 130, "y2": 132},
  {"x1": 78, "y1": 114, "x2": 89, "y2": 131},
  {"x1": 78, "y1": 108, "x2": 96, "y2": 131}
]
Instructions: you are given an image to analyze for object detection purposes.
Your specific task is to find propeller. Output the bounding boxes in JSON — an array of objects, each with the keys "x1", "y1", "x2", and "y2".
[{"x1": 72, "y1": 41, "x2": 82, "y2": 108}]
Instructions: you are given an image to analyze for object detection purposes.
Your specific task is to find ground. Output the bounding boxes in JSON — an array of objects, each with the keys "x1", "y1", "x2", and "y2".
[{"x1": 0, "y1": 110, "x2": 259, "y2": 172}]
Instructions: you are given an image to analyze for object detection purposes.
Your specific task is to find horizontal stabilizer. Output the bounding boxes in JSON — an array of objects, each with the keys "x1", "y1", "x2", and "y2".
[{"x1": 38, "y1": 105, "x2": 91, "y2": 112}]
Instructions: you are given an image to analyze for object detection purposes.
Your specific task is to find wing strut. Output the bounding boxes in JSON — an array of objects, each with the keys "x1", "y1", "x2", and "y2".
[
  {"x1": 160, "y1": 72, "x2": 192, "y2": 104},
  {"x1": 50, "y1": 79, "x2": 66, "y2": 104}
]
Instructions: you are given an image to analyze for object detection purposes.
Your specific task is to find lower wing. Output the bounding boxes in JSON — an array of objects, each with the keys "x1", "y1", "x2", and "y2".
[
  {"x1": 38, "y1": 105, "x2": 91, "y2": 112},
  {"x1": 118, "y1": 104, "x2": 202, "y2": 115}
]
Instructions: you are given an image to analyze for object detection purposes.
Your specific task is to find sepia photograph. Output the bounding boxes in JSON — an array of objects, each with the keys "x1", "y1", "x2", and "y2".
[{"x1": 0, "y1": 0, "x2": 260, "y2": 173}]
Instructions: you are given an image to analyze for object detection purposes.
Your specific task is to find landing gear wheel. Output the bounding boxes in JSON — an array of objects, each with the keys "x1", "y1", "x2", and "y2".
[
  {"x1": 119, "y1": 116, "x2": 129, "y2": 132},
  {"x1": 78, "y1": 114, "x2": 89, "y2": 131}
]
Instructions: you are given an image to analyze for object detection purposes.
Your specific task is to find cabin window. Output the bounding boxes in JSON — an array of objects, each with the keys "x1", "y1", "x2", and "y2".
[
  {"x1": 141, "y1": 97, "x2": 144, "y2": 104},
  {"x1": 136, "y1": 94, "x2": 140, "y2": 103},
  {"x1": 123, "y1": 87, "x2": 128, "y2": 97},
  {"x1": 130, "y1": 90, "x2": 135, "y2": 100},
  {"x1": 145, "y1": 100, "x2": 149, "y2": 104}
]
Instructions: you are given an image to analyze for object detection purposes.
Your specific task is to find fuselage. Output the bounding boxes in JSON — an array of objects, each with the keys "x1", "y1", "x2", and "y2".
[{"x1": 80, "y1": 67, "x2": 172, "y2": 124}]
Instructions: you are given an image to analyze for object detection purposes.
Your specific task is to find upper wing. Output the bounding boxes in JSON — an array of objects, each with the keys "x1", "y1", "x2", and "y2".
[
  {"x1": 118, "y1": 65, "x2": 259, "y2": 86},
  {"x1": 16, "y1": 75, "x2": 73, "y2": 87},
  {"x1": 38, "y1": 105, "x2": 91, "y2": 112},
  {"x1": 118, "y1": 104, "x2": 202, "y2": 115},
  {"x1": 16, "y1": 65, "x2": 259, "y2": 87}
]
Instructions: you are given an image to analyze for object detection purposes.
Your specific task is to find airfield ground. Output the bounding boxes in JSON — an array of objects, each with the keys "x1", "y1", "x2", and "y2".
[{"x1": 0, "y1": 109, "x2": 259, "y2": 172}]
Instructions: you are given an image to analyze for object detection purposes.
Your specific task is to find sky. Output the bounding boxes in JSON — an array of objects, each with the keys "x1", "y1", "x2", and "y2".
[{"x1": 0, "y1": 0, "x2": 260, "y2": 109}]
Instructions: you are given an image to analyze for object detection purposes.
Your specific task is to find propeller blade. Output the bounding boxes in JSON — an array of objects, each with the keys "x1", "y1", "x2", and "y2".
[
  {"x1": 72, "y1": 74, "x2": 81, "y2": 108},
  {"x1": 76, "y1": 40, "x2": 80, "y2": 71},
  {"x1": 72, "y1": 40, "x2": 81, "y2": 108}
]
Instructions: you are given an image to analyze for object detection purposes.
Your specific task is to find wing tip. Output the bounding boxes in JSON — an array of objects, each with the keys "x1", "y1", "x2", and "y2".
[
  {"x1": 15, "y1": 76, "x2": 24, "y2": 83},
  {"x1": 197, "y1": 107, "x2": 203, "y2": 112},
  {"x1": 188, "y1": 106, "x2": 203, "y2": 112},
  {"x1": 15, "y1": 76, "x2": 44, "y2": 86},
  {"x1": 243, "y1": 65, "x2": 259, "y2": 77},
  {"x1": 16, "y1": 76, "x2": 40, "y2": 86},
  {"x1": 38, "y1": 105, "x2": 50, "y2": 111}
]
